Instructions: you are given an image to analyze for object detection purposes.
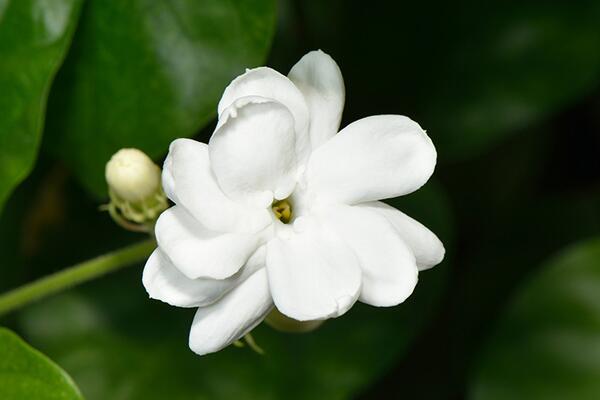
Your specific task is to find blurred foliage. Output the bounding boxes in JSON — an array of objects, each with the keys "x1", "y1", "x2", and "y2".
[
  {"x1": 271, "y1": 0, "x2": 600, "y2": 161},
  {"x1": 470, "y1": 237, "x2": 600, "y2": 400},
  {"x1": 0, "y1": 327, "x2": 82, "y2": 399},
  {"x1": 0, "y1": 0, "x2": 82, "y2": 212},
  {"x1": 0, "y1": 0, "x2": 600, "y2": 399},
  {"x1": 44, "y1": 0, "x2": 277, "y2": 196}
]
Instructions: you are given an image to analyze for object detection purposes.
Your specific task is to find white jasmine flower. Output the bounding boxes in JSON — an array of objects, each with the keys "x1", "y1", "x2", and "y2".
[{"x1": 142, "y1": 50, "x2": 444, "y2": 355}]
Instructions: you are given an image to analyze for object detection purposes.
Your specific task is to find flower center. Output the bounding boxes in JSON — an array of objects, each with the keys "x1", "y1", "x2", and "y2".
[{"x1": 272, "y1": 199, "x2": 293, "y2": 224}]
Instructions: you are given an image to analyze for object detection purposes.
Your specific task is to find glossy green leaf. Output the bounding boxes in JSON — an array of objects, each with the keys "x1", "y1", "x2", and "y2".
[
  {"x1": 44, "y1": 0, "x2": 277, "y2": 196},
  {"x1": 0, "y1": 327, "x2": 83, "y2": 400},
  {"x1": 470, "y1": 237, "x2": 600, "y2": 400},
  {"x1": 0, "y1": 0, "x2": 82, "y2": 212},
  {"x1": 15, "y1": 181, "x2": 452, "y2": 400}
]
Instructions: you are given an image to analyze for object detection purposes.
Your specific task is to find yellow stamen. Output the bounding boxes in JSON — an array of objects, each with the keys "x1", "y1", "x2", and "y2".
[{"x1": 272, "y1": 199, "x2": 292, "y2": 224}]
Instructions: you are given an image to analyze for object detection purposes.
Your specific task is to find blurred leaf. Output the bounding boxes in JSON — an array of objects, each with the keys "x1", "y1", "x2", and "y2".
[
  {"x1": 17, "y1": 268, "x2": 445, "y2": 400},
  {"x1": 0, "y1": 327, "x2": 83, "y2": 400},
  {"x1": 423, "y1": 1, "x2": 600, "y2": 160},
  {"x1": 0, "y1": 0, "x2": 82, "y2": 213},
  {"x1": 290, "y1": 0, "x2": 600, "y2": 161},
  {"x1": 470, "y1": 237, "x2": 600, "y2": 400},
  {"x1": 44, "y1": 0, "x2": 277, "y2": 196},
  {"x1": 15, "y1": 180, "x2": 453, "y2": 400}
]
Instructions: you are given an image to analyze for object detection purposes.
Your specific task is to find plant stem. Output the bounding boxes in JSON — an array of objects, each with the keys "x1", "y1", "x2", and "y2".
[{"x1": 0, "y1": 239, "x2": 155, "y2": 318}]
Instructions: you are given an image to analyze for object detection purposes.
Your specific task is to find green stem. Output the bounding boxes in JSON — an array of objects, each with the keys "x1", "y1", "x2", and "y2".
[{"x1": 0, "y1": 239, "x2": 155, "y2": 318}]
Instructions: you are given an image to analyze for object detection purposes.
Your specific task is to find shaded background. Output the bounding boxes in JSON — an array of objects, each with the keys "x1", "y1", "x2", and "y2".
[{"x1": 1, "y1": 0, "x2": 599, "y2": 399}]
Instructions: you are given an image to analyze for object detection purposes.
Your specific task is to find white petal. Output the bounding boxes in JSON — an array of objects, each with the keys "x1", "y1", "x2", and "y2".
[
  {"x1": 266, "y1": 218, "x2": 361, "y2": 321},
  {"x1": 163, "y1": 138, "x2": 271, "y2": 233},
  {"x1": 155, "y1": 206, "x2": 263, "y2": 279},
  {"x1": 318, "y1": 204, "x2": 418, "y2": 307},
  {"x1": 307, "y1": 115, "x2": 437, "y2": 205},
  {"x1": 218, "y1": 67, "x2": 310, "y2": 160},
  {"x1": 209, "y1": 98, "x2": 298, "y2": 207},
  {"x1": 288, "y1": 50, "x2": 345, "y2": 149},
  {"x1": 188, "y1": 268, "x2": 272, "y2": 356},
  {"x1": 161, "y1": 153, "x2": 178, "y2": 203},
  {"x1": 142, "y1": 247, "x2": 264, "y2": 308},
  {"x1": 361, "y1": 201, "x2": 445, "y2": 270}
]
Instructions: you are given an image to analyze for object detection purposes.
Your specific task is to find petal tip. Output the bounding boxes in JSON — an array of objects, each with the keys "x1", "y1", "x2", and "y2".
[{"x1": 188, "y1": 331, "x2": 219, "y2": 356}]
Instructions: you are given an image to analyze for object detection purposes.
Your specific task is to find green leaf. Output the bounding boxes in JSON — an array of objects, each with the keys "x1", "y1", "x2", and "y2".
[
  {"x1": 470, "y1": 237, "x2": 600, "y2": 400},
  {"x1": 15, "y1": 181, "x2": 452, "y2": 400},
  {"x1": 0, "y1": 327, "x2": 83, "y2": 400},
  {"x1": 0, "y1": 0, "x2": 82, "y2": 212},
  {"x1": 44, "y1": 0, "x2": 277, "y2": 196}
]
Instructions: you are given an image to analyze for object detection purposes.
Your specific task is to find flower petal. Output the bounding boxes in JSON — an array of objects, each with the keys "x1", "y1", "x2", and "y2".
[
  {"x1": 218, "y1": 67, "x2": 310, "y2": 160},
  {"x1": 318, "y1": 204, "x2": 418, "y2": 307},
  {"x1": 307, "y1": 115, "x2": 437, "y2": 205},
  {"x1": 163, "y1": 138, "x2": 271, "y2": 233},
  {"x1": 188, "y1": 267, "x2": 272, "y2": 356},
  {"x1": 288, "y1": 50, "x2": 345, "y2": 149},
  {"x1": 361, "y1": 201, "x2": 445, "y2": 270},
  {"x1": 266, "y1": 218, "x2": 361, "y2": 321},
  {"x1": 142, "y1": 247, "x2": 264, "y2": 308},
  {"x1": 209, "y1": 98, "x2": 298, "y2": 207},
  {"x1": 155, "y1": 206, "x2": 264, "y2": 279}
]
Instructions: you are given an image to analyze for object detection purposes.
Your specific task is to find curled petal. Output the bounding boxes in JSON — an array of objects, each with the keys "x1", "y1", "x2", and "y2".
[
  {"x1": 155, "y1": 206, "x2": 263, "y2": 279},
  {"x1": 307, "y1": 115, "x2": 437, "y2": 205},
  {"x1": 266, "y1": 218, "x2": 361, "y2": 321},
  {"x1": 210, "y1": 98, "x2": 298, "y2": 207},
  {"x1": 360, "y1": 201, "x2": 445, "y2": 270},
  {"x1": 218, "y1": 67, "x2": 310, "y2": 160},
  {"x1": 288, "y1": 50, "x2": 345, "y2": 149},
  {"x1": 162, "y1": 139, "x2": 271, "y2": 234},
  {"x1": 188, "y1": 268, "x2": 272, "y2": 356},
  {"x1": 318, "y1": 204, "x2": 418, "y2": 307}
]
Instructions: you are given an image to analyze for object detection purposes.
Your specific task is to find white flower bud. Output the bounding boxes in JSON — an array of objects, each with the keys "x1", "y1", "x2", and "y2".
[
  {"x1": 105, "y1": 148, "x2": 167, "y2": 227},
  {"x1": 106, "y1": 148, "x2": 161, "y2": 202}
]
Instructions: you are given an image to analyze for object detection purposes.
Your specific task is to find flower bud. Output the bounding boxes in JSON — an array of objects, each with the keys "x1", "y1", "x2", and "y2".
[
  {"x1": 105, "y1": 148, "x2": 168, "y2": 228},
  {"x1": 106, "y1": 148, "x2": 161, "y2": 202}
]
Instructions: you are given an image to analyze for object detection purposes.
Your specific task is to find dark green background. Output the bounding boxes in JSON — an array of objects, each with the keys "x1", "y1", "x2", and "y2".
[{"x1": 1, "y1": 0, "x2": 599, "y2": 399}]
